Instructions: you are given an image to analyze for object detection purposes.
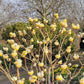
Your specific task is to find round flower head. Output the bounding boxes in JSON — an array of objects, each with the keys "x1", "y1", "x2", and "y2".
[
  {"x1": 29, "y1": 17, "x2": 33, "y2": 22},
  {"x1": 54, "y1": 13, "x2": 59, "y2": 19},
  {"x1": 11, "y1": 50, "x2": 17, "y2": 58},
  {"x1": 28, "y1": 70, "x2": 34, "y2": 75},
  {"x1": 3, "y1": 54, "x2": 9, "y2": 59},
  {"x1": 18, "y1": 31, "x2": 23, "y2": 36},
  {"x1": 0, "y1": 50, "x2": 3, "y2": 57},
  {"x1": 79, "y1": 77, "x2": 84, "y2": 84},
  {"x1": 11, "y1": 76, "x2": 17, "y2": 81},
  {"x1": 17, "y1": 79, "x2": 25, "y2": 84},
  {"x1": 61, "y1": 64, "x2": 67, "y2": 69},
  {"x1": 34, "y1": 18, "x2": 38, "y2": 22},
  {"x1": 23, "y1": 30, "x2": 27, "y2": 35},
  {"x1": 11, "y1": 43, "x2": 20, "y2": 51},
  {"x1": 54, "y1": 40, "x2": 59, "y2": 46},
  {"x1": 38, "y1": 62, "x2": 44, "y2": 67},
  {"x1": 3, "y1": 47, "x2": 8, "y2": 52},
  {"x1": 29, "y1": 75, "x2": 37, "y2": 83},
  {"x1": 37, "y1": 71, "x2": 44, "y2": 78},
  {"x1": 55, "y1": 54, "x2": 61, "y2": 59},
  {"x1": 73, "y1": 54, "x2": 79, "y2": 60},
  {"x1": 69, "y1": 37, "x2": 73, "y2": 42},
  {"x1": 56, "y1": 75, "x2": 63, "y2": 81},
  {"x1": 14, "y1": 59, "x2": 22, "y2": 68}
]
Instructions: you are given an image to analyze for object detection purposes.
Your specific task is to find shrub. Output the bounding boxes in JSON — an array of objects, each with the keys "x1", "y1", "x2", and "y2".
[{"x1": 0, "y1": 14, "x2": 83, "y2": 84}]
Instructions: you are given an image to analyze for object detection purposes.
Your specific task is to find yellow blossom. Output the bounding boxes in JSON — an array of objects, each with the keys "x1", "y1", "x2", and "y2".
[
  {"x1": 22, "y1": 38, "x2": 26, "y2": 43},
  {"x1": 56, "y1": 75, "x2": 63, "y2": 81},
  {"x1": 61, "y1": 64, "x2": 67, "y2": 69},
  {"x1": 29, "y1": 75, "x2": 37, "y2": 83},
  {"x1": 69, "y1": 37, "x2": 74, "y2": 42},
  {"x1": 7, "y1": 39, "x2": 15, "y2": 44},
  {"x1": 32, "y1": 29, "x2": 36, "y2": 35},
  {"x1": 54, "y1": 40, "x2": 59, "y2": 46},
  {"x1": 55, "y1": 54, "x2": 61, "y2": 59},
  {"x1": 73, "y1": 54, "x2": 79, "y2": 60},
  {"x1": 54, "y1": 13, "x2": 59, "y2": 19},
  {"x1": 28, "y1": 70, "x2": 34, "y2": 75},
  {"x1": 3, "y1": 54, "x2": 9, "y2": 59},
  {"x1": 27, "y1": 27, "x2": 32, "y2": 30},
  {"x1": 11, "y1": 50, "x2": 17, "y2": 58},
  {"x1": 11, "y1": 43, "x2": 20, "y2": 51},
  {"x1": 23, "y1": 30, "x2": 27, "y2": 35},
  {"x1": 18, "y1": 31, "x2": 23, "y2": 36},
  {"x1": 79, "y1": 77, "x2": 84, "y2": 84},
  {"x1": 17, "y1": 79, "x2": 25, "y2": 84},
  {"x1": 14, "y1": 59, "x2": 22, "y2": 68},
  {"x1": 3, "y1": 47, "x2": 8, "y2": 52},
  {"x1": 34, "y1": 18, "x2": 38, "y2": 22},
  {"x1": 47, "y1": 37, "x2": 50, "y2": 42},
  {"x1": 60, "y1": 19, "x2": 68, "y2": 28},
  {"x1": 50, "y1": 23, "x2": 56, "y2": 29},
  {"x1": 0, "y1": 50, "x2": 3, "y2": 57},
  {"x1": 58, "y1": 60, "x2": 62, "y2": 65},
  {"x1": 37, "y1": 71, "x2": 44, "y2": 78},
  {"x1": 11, "y1": 76, "x2": 17, "y2": 81},
  {"x1": 30, "y1": 38, "x2": 34, "y2": 43},
  {"x1": 29, "y1": 18, "x2": 33, "y2": 22},
  {"x1": 21, "y1": 51, "x2": 27, "y2": 57},
  {"x1": 68, "y1": 29, "x2": 72, "y2": 35},
  {"x1": 38, "y1": 62, "x2": 44, "y2": 67}
]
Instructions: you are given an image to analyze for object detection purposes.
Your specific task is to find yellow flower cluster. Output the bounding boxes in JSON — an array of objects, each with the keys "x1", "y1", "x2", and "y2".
[
  {"x1": 72, "y1": 23, "x2": 80, "y2": 30},
  {"x1": 14, "y1": 59, "x2": 22, "y2": 68},
  {"x1": 60, "y1": 19, "x2": 68, "y2": 28}
]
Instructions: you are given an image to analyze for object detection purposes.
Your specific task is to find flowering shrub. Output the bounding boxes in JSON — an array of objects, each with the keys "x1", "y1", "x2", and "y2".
[{"x1": 0, "y1": 13, "x2": 84, "y2": 84}]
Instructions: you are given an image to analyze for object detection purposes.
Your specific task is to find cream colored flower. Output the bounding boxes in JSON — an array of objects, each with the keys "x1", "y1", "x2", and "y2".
[
  {"x1": 38, "y1": 62, "x2": 44, "y2": 67},
  {"x1": 35, "y1": 54, "x2": 39, "y2": 58},
  {"x1": 44, "y1": 18, "x2": 48, "y2": 23},
  {"x1": 11, "y1": 76, "x2": 17, "y2": 81},
  {"x1": 34, "y1": 18, "x2": 38, "y2": 22},
  {"x1": 32, "y1": 29, "x2": 36, "y2": 35},
  {"x1": 61, "y1": 64, "x2": 67, "y2": 69},
  {"x1": 50, "y1": 23, "x2": 56, "y2": 29},
  {"x1": 0, "y1": 50, "x2": 3, "y2": 57},
  {"x1": 18, "y1": 31, "x2": 23, "y2": 36},
  {"x1": 3, "y1": 47, "x2": 8, "y2": 52},
  {"x1": 17, "y1": 78, "x2": 25, "y2": 84},
  {"x1": 29, "y1": 18, "x2": 33, "y2": 22},
  {"x1": 21, "y1": 51, "x2": 27, "y2": 57},
  {"x1": 79, "y1": 77, "x2": 84, "y2": 84},
  {"x1": 27, "y1": 27, "x2": 32, "y2": 30},
  {"x1": 55, "y1": 54, "x2": 61, "y2": 59},
  {"x1": 28, "y1": 70, "x2": 34, "y2": 75},
  {"x1": 69, "y1": 37, "x2": 73, "y2": 42},
  {"x1": 54, "y1": 13, "x2": 59, "y2": 19},
  {"x1": 14, "y1": 59, "x2": 22, "y2": 68},
  {"x1": 68, "y1": 29, "x2": 72, "y2": 35},
  {"x1": 3, "y1": 54, "x2": 9, "y2": 59},
  {"x1": 9, "y1": 32, "x2": 16, "y2": 38},
  {"x1": 11, "y1": 43, "x2": 20, "y2": 51},
  {"x1": 29, "y1": 75, "x2": 37, "y2": 83},
  {"x1": 11, "y1": 50, "x2": 17, "y2": 58},
  {"x1": 58, "y1": 60, "x2": 62, "y2": 65},
  {"x1": 22, "y1": 38, "x2": 26, "y2": 43},
  {"x1": 60, "y1": 19, "x2": 68, "y2": 28},
  {"x1": 56, "y1": 75, "x2": 63, "y2": 81},
  {"x1": 54, "y1": 40, "x2": 59, "y2": 46},
  {"x1": 37, "y1": 71, "x2": 44, "y2": 78},
  {"x1": 23, "y1": 30, "x2": 27, "y2": 35},
  {"x1": 73, "y1": 54, "x2": 79, "y2": 60},
  {"x1": 7, "y1": 39, "x2": 15, "y2": 44},
  {"x1": 30, "y1": 38, "x2": 34, "y2": 43}
]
